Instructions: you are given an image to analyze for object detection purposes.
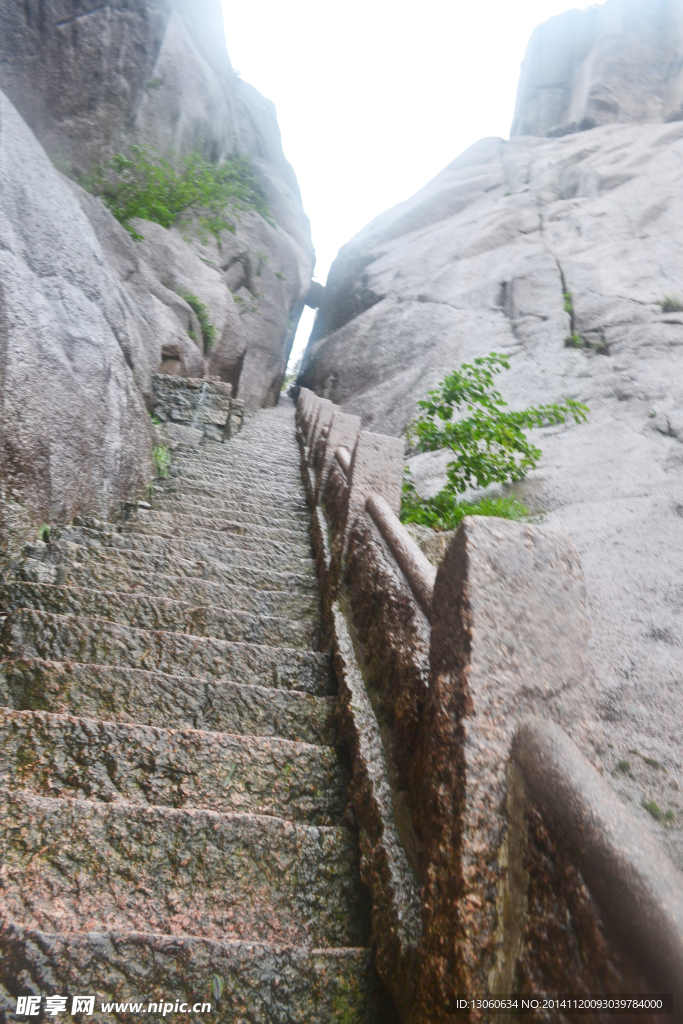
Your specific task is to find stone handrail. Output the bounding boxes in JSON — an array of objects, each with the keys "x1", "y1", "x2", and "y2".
[
  {"x1": 294, "y1": 385, "x2": 683, "y2": 1023},
  {"x1": 365, "y1": 492, "x2": 436, "y2": 621},
  {"x1": 334, "y1": 445, "x2": 351, "y2": 480},
  {"x1": 513, "y1": 717, "x2": 683, "y2": 1004}
]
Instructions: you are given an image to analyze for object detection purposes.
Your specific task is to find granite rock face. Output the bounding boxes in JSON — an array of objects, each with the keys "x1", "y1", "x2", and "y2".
[
  {"x1": 299, "y1": 118, "x2": 683, "y2": 857},
  {"x1": 0, "y1": 0, "x2": 314, "y2": 408},
  {"x1": 0, "y1": 90, "x2": 153, "y2": 545},
  {"x1": 511, "y1": 0, "x2": 683, "y2": 138}
]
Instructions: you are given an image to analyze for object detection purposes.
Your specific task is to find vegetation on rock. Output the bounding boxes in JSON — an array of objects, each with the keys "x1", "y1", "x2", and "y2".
[
  {"x1": 659, "y1": 295, "x2": 683, "y2": 313},
  {"x1": 82, "y1": 146, "x2": 271, "y2": 241},
  {"x1": 401, "y1": 352, "x2": 588, "y2": 530},
  {"x1": 176, "y1": 289, "x2": 217, "y2": 352},
  {"x1": 152, "y1": 445, "x2": 171, "y2": 478}
]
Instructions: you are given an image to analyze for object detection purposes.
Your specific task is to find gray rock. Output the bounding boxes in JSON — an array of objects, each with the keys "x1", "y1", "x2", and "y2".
[
  {"x1": 0, "y1": 0, "x2": 314, "y2": 408},
  {"x1": 0, "y1": 90, "x2": 152, "y2": 543},
  {"x1": 299, "y1": 118, "x2": 683, "y2": 842},
  {"x1": 511, "y1": 0, "x2": 683, "y2": 138}
]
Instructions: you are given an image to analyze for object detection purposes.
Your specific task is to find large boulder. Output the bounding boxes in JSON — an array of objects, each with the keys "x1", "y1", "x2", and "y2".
[
  {"x1": 299, "y1": 118, "x2": 683, "y2": 847},
  {"x1": 0, "y1": 91, "x2": 153, "y2": 551},
  {"x1": 511, "y1": 0, "x2": 683, "y2": 138},
  {"x1": 0, "y1": 0, "x2": 314, "y2": 408}
]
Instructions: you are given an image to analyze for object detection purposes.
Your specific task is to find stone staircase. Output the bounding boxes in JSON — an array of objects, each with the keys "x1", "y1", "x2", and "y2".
[{"x1": 0, "y1": 401, "x2": 391, "y2": 1021}]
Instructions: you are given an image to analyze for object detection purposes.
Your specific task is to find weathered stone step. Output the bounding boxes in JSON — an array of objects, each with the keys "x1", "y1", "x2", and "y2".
[
  {"x1": 117, "y1": 510, "x2": 312, "y2": 552},
  {"x1": 52, "y1": 526, "x2": 317, "y2": 576},
  {"x1": 152, "y1": 492, "x2": 309, "y2": 529},
  {"x1": 0, "y1": 791, "x2": 369, "y2": 947},
  {"x1": 18, "y1": 558, "x2": 319, "y2": 620},
  {"x1": 1, "y1": 610, "x2": 333, "y2": 695},
  {"x1": 0, "y1": 659, "x2": 336, "y2": 745},
  {"x1": 0, "y1": 922, "x2": 389, "y2": 1024},
  {"x1": 163, "y1": 470, "x2": 306, "y2": 507},
  {"x1": 0, "y1": 582, "x2": 320, "y2": 651},
  {"x1": 0, "y1": 709, "x2": 347, "y2": 825},
  {"x1": 124, "y1": 508, "x2": 311, "y2": 547},
  {"x1": 27, "y1": 540, "x2": 320, "y2": 595},
  {"x1": 170, "y1": 445, "x2": 302, "y2": 469},
  {"x1": 154, "y1": 478, "x2": 308, "y2": 513}
]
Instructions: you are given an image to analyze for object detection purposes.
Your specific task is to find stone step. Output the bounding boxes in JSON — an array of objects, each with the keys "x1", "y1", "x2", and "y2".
[
  {"x1": 163, "y1": 471, "x2": 306, "y2": 507},
  {"x1": 26, "y1": 540, "x2": 320, "y2": 595},
  {"x1": 117, "y1": 510, "x2": 312, "y2": 552},
  {"x1": 0, "y1": 790, "x2": 369, "y2": 947},
  {"x1": 0, "y1": 582, "x2": 320, "y2": 651},
  {"x1": 18, "y1": 558, "x2": 320, "y2": 620},
  {"x1": 0, "y1": 922, "x2": 389, "y2": 1024},
  {"x1": 154, "y1": 478, "x2": 308, "y2": 513},
  {"x1": 52, "y1": 526, "x2": 317, "y2": 577},
  {"x1": 170, "y1": 446, "x2": 302, "y2": 470},
  {"x1": 125, "y1": 508, "x2": 310, "y2": 547},
  {"x1": 1, "y1": 610, "x2": 333, "y2": 695},
  {"x1": 0, "y1": 659, "x2": 336, "y2": 745},
  {"x1": 152, "y1": 494, "x2": 310, "y2": 531},
  {"x1": 0, "y1": 709, "x2": 347, "y2": 825},
  {"x1": 169, "y1": 450, "x2": 303, "y2": 475}
]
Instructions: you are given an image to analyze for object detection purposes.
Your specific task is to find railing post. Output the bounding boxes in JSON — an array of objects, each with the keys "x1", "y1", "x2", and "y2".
[
  {"x1": 344, "y1": 430, "x2": 404, "y2": 550},
  {"x1": 316, "y1": 410, "x2": 361, "y2": 503},
  {"x1": 417, "y1": 516, "x2": 594, "y2": 1009},
  {"x1": 309, "y1": 399, "x2": 335, "y2": 469}
]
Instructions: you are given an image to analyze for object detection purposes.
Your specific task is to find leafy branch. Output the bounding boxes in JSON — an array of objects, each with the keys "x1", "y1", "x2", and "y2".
[{"x1": 405, "y1": 353, "x2": 588, "y2": 495}]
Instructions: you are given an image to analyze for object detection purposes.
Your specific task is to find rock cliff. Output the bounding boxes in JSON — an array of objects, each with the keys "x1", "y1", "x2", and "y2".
[
  {"x1": 0, "y1": 0, "x2": 313, "y2": 553},
  {"x1": 0, "y1": 0, "x2": 314, "y2": 409},
  {"x1": 511, "y1": 0, "x2": 683, "y2": 138},
  {"x1": 0, "y1": 92, "x2": 153, "y2": 550},
  {"x1": 299, "y1": 9, "x2": 683, "y2": 855}
]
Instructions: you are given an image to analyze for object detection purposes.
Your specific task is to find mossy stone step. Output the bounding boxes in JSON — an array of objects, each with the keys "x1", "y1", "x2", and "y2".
[
  {"x1": 52, "y1": 525, "x2": 317, "y2": 576},
  {"x1": 18, "y1": 558, "x2": 320, "y2": 620},
  {"x1": 0, "y1": 708, "x2": 348, "y2": 824},
  {"x1": 0, "y1": 790, "x2": 369, "y2": 947},
  {"x1": 27, "y1": 540, "x2": 320, "y2": 595},
  {"x1": 1, "y1": 610, "x2": 333, "y2": 694},
  {"x1": 0, "y1": 659, "x2": 336, "y2": 744},
  {"x1": 0, "y1": 582, "x2": 320, "y2": 651},
  {"x1": 0, "y1": 922, "x2": 391, "y2": 1024}
]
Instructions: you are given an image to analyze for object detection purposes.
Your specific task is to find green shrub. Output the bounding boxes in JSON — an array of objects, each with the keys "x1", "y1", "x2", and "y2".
[
  {"x1": 400, "y1": 353, "x2": 588, "y2": 530},
  {"x1": 176, "y1": 289, "x2": 217, "y2": 352},
  {"x1": 406, "y1": 353, "x2": 588, "y2": 493},
  {"x1": 563, "y1": 291, "x2": 574, "y2": 314},
  {"x1": 401, "y1": 476, "x2": 529, "y2": 531},
  {"x1": 659, "y1": 295, "x2": 683, "y2": 313},
  {"x1": 81, "y1": 145, "x2": 271, "y2": 241}
]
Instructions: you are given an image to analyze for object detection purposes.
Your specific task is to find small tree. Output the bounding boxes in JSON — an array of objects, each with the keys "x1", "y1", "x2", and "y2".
[{"x1": 401, "y1": 352, "x2": 588, "y2": 529}]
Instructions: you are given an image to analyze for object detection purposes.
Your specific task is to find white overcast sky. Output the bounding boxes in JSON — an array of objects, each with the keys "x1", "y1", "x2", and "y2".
[{"x1": 221, "y1": 0, "x2": 597, "y2": 361}]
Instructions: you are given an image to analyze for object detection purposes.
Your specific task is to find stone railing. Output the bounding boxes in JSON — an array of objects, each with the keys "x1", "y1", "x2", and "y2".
[{"x1": 296, "y1": 386, "x2": 683, "y2": 1023}]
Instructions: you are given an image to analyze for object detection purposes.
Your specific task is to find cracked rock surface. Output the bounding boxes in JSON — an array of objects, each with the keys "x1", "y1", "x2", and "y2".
[
  {"x1": 0, "y1": 401, "x2": 390, "y2": 1022},
  {"x1": 300, "y1": 121, "x2": 683, "y2": 871}
]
